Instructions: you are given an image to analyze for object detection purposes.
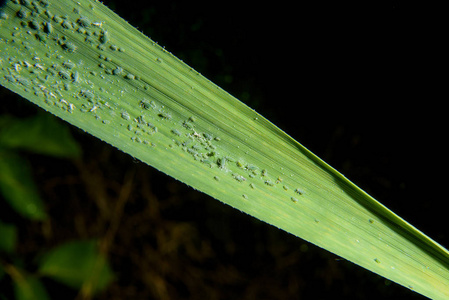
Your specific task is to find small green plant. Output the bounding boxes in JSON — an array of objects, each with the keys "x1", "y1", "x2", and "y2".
[{"x1": 0, "y1": 112, "x2": 113, "y2": 299}]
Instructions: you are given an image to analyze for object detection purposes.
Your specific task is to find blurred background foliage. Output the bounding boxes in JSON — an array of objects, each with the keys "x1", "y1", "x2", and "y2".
[{"x1": 0, "y1": 1, "x2": 446, "y2": 299}]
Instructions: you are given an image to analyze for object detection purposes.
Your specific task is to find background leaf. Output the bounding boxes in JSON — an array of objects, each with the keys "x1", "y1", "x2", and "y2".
[
  {"x1": 0, "y1": 219, "x2": 17, "y2": 253},
  {"x1": 0, "y1": 113, "x2": 81, "y2": 158},
  {"x1": 0, "y1": 151, "x2": 47, "y2": 221},
  {"x1": 38, "y1": 240, "x2": 114, "y2": 294},
  {"x1": 13, "y1": 271, "x2": 50, "y2": 300}
]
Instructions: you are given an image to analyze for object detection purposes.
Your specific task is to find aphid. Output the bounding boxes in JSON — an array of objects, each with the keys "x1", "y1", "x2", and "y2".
[
  {"x1": 62, "y1": 42, "x2": 76, "y2": 52},
  {"x1": 121, "y1": 111, "x2": 130, "y2": 120},
  {"x1": 68, "y1": 103, "x2": 75, "y2": 112},
  {"x1": 72, "y1": 71, "x2": 80, "y2": 83},
  {"x1": 44, "y1": 22, "x2": 53, "y2": 34},
  {"x1": 16, "y1": 76, "x2": 31, "y2": 87},
  {"x1": 124, "y1": 73, "x2": 135, "y2": 80},
  {"x1": 187, "y1": 148, "x2": 198, "y2": 156},
  {"x1": 216, "y1": 157, "x2": 227, "y2": 169},
  {"x1": 99, "y1": 30, "x2": 109, "y2": 44},
  {"x1": 22, "y1": 60, "x2": 31, "y2": 69},
  {"x1": 147, "y1": 123, "x2": 157, "y2": 132},
  {"x1": 62, "y1": 60, "x2": 76, "y2": 69},
  {"x1": 34, "y1": 63, "x2": 45, "y2": 70},
  {"x1": 236, "y1": 160, "x2": 244, "y2": 168},
  {"x1": 34, "y1": 32, "x2": 47, "y2": 42},
  {"x1": 171, "y1": 129, "x2": 181, "y2": 136},
  {"x1": 112, "y1": 66, "x2": 123, "y2": 75},
  {"x1": 369, "y1": 219, "x2": 375, "y2": 224},
  {"x1": 29, "y1": 19, "x2": 40, "y2": 30},
  {"x1": 17, "y1": 8, "x2": 29, "y2": 19},
  {"x1": 44, "y1": 10, "x2": 52, "y2": 19},
  {"x1": 232, "y1": 173, "x2": 246, "y2": 182},
  {"x1": 77, "y1": 16, "x2": 91, "y2": 27},
  {"x1": 374, "y1": 258, "x2": 381, "y2": 264},
  {"x1": 13, "y1": 63, "x2": 21, "y2": 72},
  {"x1": 291, "y1": 197, "x2": 299, "y2": 203},
  {"x1": 59, "y1": 70, "x2": 70, "y2": 80},
  {"x1": 80, "y1": 89, "x2": 94, "y2": 100},
  {"x1": 242, "y1": 194, "x2": 248, "y2": 199},
  {"x1": 214, "y1": 176, "x2": 220, "y2": 181},
  {"x1": 135, "y1": 115, "x2": 146, "y2": 124},
  {"x1": 203, "y1": 133, "x2": 213, "y2": 140},
  {"x1": 89, "y1": 105, "x2": 98, "y2": 112},
  {"x1": 158, "y1": 112, "x2": 172, "y2": 120},
  {"x1": 246, "y1": 164, "x2": 258, "y2": 171},
  {"x1": 140, "y1": 99, "x2": 155, "y2": 110},
  {"x1": 4, "y1": 75, "x2": 16, "y2": 83},
  {"x1": 61, "y1": 20, "x2": 72, "y2": 29},
  {"x1": 261, "y1": 169, "x2": 268, "y2": 176},
  {"x1": 53, "y1": 15, "x2": 63, "y2": 24},
  {"x1": 264, "y1": 180, "x2": 275, "y2": 186},
  {"x1": 93, "y1": 21, "x2": 105, "y2": 27},
  {"x1": 48, "y1": 91, "x2": 57, "y2": 99},
  {"x1": 294, "y1": 188, "x2": 303, "y2": 195},
  {"x1": 249, "y1": 183, "x2": 255, "y2": 189}
]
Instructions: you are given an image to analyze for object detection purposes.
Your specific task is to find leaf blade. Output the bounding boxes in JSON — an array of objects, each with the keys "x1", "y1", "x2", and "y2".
[{"x1": 0, "y1": 1, "x2": 448, "y2": 298}]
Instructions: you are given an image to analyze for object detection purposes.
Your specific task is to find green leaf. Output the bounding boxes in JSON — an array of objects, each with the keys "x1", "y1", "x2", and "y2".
[
  {"x1": 0, "y1": 113, "x2": 81, "y2": 158},
  {"x1": 0, "y1": 151, "x2": 47, "y2": 221},
  {"x1": 11, "y1": 268, "x2": 50, "y2": 300},
  {"x1": 38, "y1": 240, "x2": 114, "y2": 294},
  {"x1": 0, "y1": 220, "x2": 17, "y2": 253},
  {"x1": 0, "y1": 1, "x2": 448, "y2": 299}
]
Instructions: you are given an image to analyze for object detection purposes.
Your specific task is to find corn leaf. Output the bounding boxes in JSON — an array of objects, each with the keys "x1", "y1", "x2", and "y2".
[{"x1": 0, "y1": 0, "x2": 448, "y2": 298}]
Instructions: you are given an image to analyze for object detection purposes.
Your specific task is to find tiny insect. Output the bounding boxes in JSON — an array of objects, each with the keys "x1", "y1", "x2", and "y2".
[
  {"x1": 92, "y1": 21, "x2": 105, "y2": 27},
  {"x1": 264, "y1": 180, "x2": 274, "y2": 186},
  {"x1": 22, "y1": 61, "x2": 32, "y2": 68},
  {"x1": 77, "y1": 16, "x2": 91, "y2": 27},
  {"x1": 34, "y1": 63, "x2": 45, "y2": 70},
  {"x1": 62, "y1": 42, "x2": 77, "y2": 52},
  {"x1": 171, "y1": 129, "x2": 181, "y2": 136}
]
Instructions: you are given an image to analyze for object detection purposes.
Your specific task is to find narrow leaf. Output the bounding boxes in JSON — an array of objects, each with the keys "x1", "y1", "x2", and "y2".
[{"x1": 0, "y1": 1, "x2": 448, "y2": 299}]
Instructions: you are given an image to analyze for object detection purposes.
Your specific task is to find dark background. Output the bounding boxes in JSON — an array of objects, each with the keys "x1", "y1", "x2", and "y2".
[{"x1": 1, "y1": 0, "x2": 446, "y2": 299}]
